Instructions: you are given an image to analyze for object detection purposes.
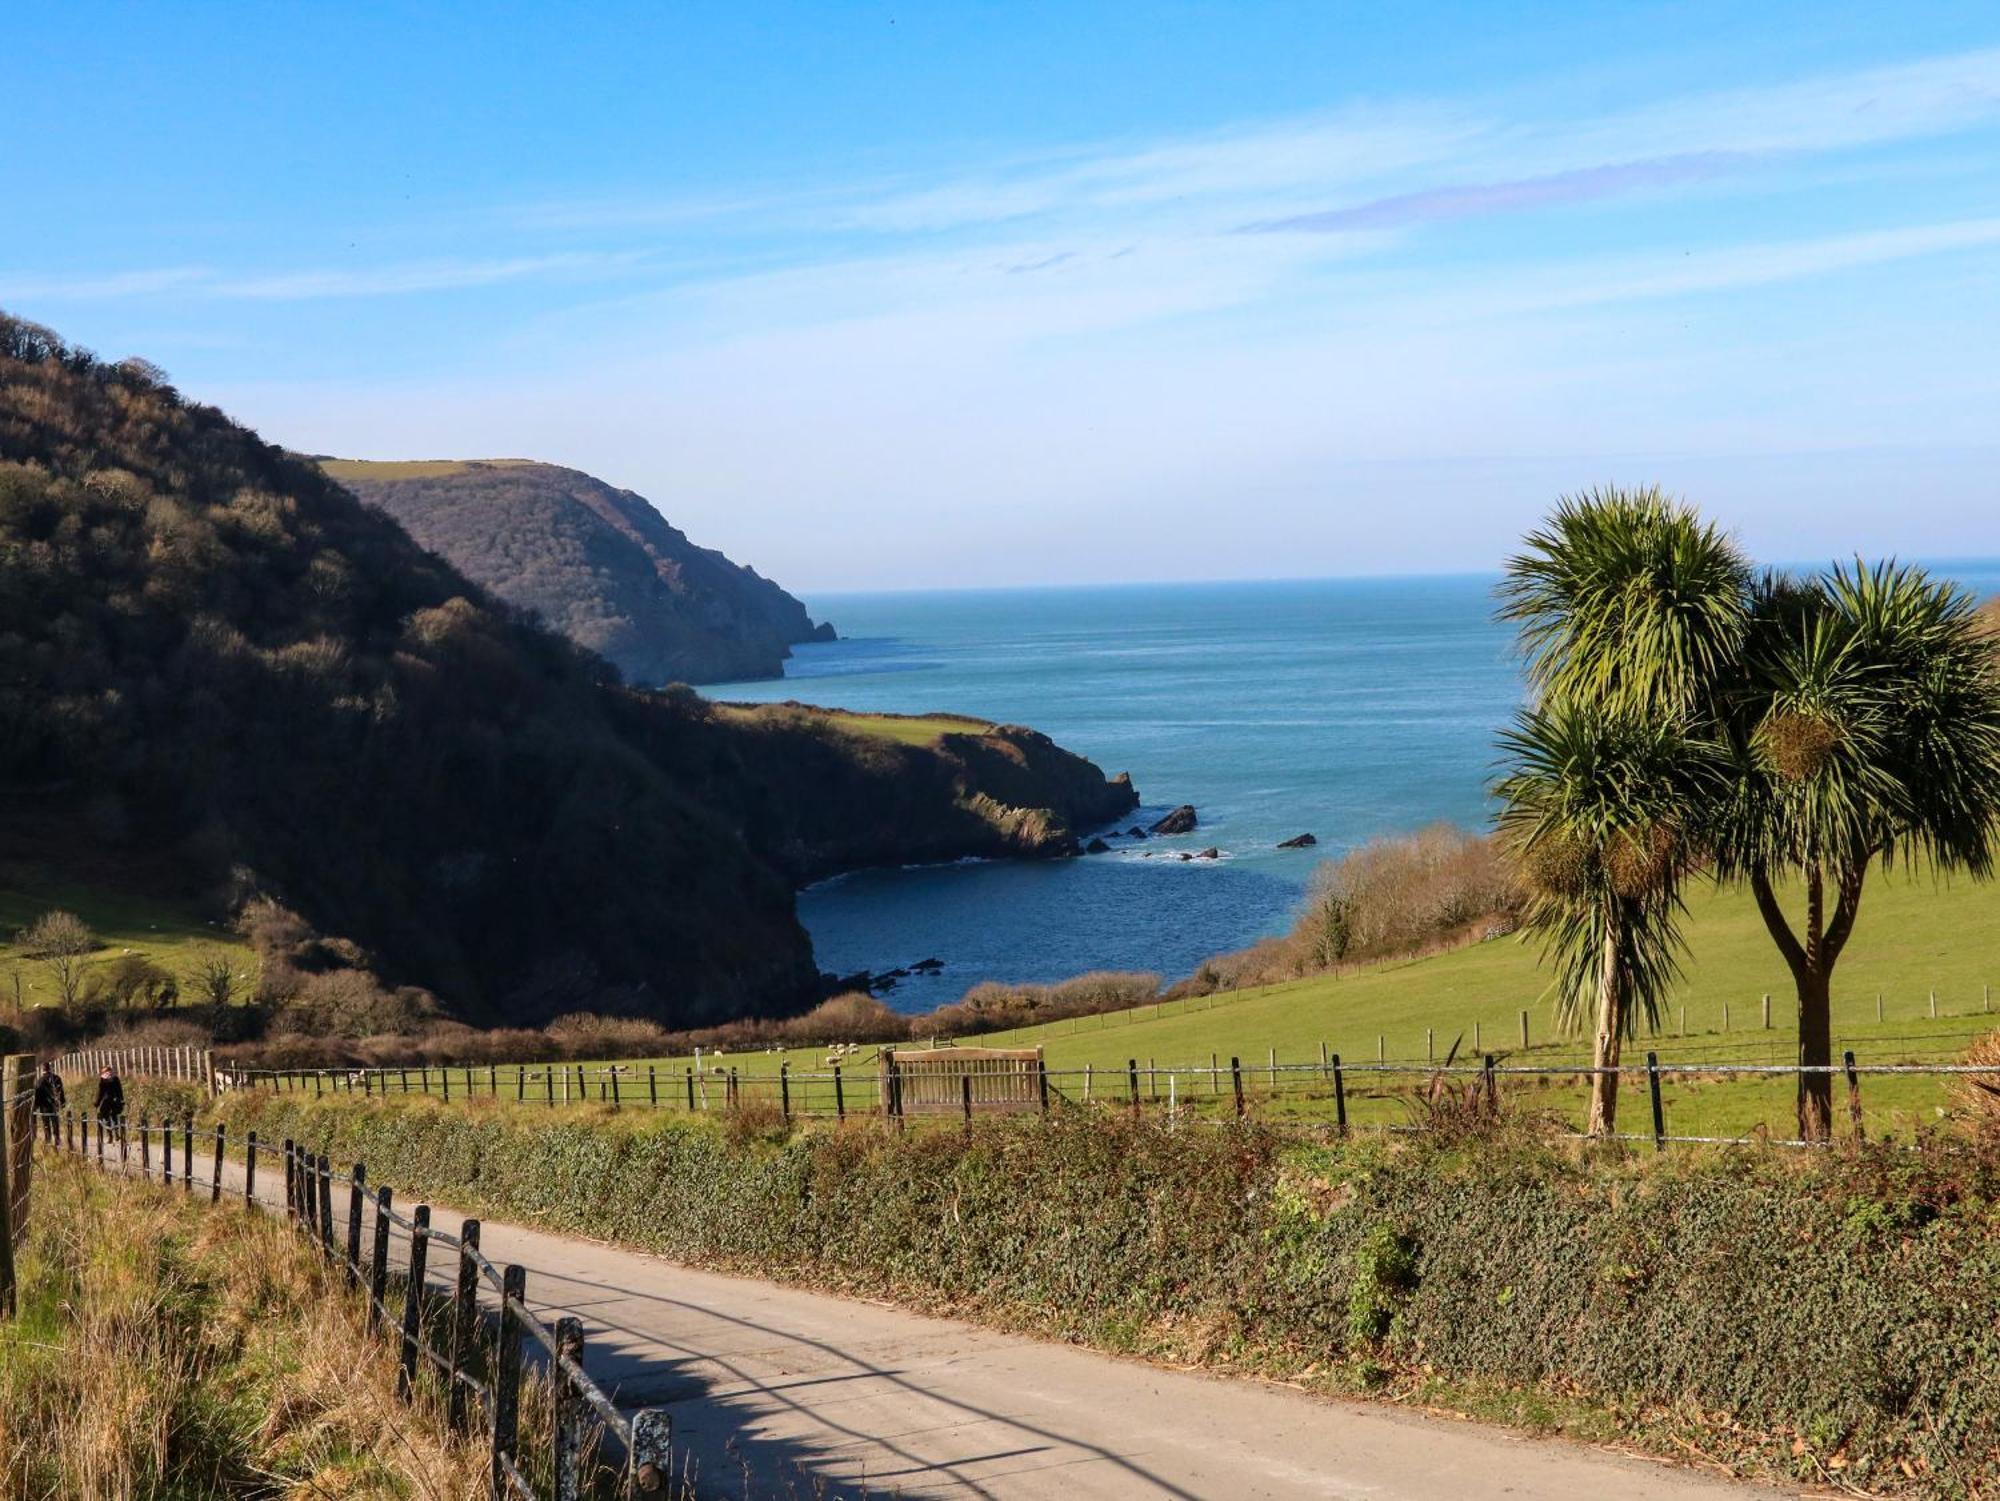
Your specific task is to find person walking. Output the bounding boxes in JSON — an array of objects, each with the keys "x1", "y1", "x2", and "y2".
[
  {"x1": 94, "y1": 1064, "x2": 125, "y2": 1128},
  {"x1": 32, "y1": 1062, "x2": 65, "y2": 1144}
]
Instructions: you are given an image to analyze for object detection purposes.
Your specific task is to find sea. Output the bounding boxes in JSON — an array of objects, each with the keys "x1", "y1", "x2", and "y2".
[{"x1": 703, "y1": 566, "x2": 2000, "y2": 1013}]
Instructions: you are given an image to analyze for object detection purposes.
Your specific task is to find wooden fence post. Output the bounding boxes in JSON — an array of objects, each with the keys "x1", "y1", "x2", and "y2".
[
  {"x1": 1647, "y1": 1052, "x2": 1665, "y2": 1152},
  {"x1": 317, "y1": 1155, "x2": 334, "y2": 1253},
  {"x1": 1483, "y1": 1053, "x2": 1497, "y2": 1116},
  {"x1": 1230, "y1": 1056, "x2": 1245, "y2": 1118},
  {"x1": 491, "y1": 1264, "x2": 527, "y2": 1494},
  {"x1": 1127, "y1": 1059, "x2": 1139, "y2": 1116},
  {"x1": 1520, "y1": 1010, "x2": 1529, "y2": 1049},
  {"x1": 1036, "y1": 1052, "x2": 1048, "y2": 1115},
  {"x1": 648, "y1": 1065, "x2": 658, "y2": 1109},
  {"x1": 628, "y1": 1408, "x2": 674, "y2": 1499},
  {"x1": 835, "y1": 1063, "x2": 846, "y2": 1120},
  {"x1": 780, "y1": 1063, "x2": 790, "y2": 1121},
  {"x1": 141, "y1": 1117, "x2": 152, "y2": 1174},
  {"x1": 346, "y1": 1165, "x2": 366, "y2": 1286},
  {"x1": 244, "y1": 1131, "x2": 257, "y2": 1204},
  {"x1": 553, "y1": 1316, "x2": 586, "y2": 1495},
  {"x1": 1331, "y1": 1053, "x2": 1347, "y2": 1136},
  {"x1": 684, "y1": 1068, "x2": 695, "y2": 1111},
  {"x1": 210, "y1": 1126, "x2": 225, "y2": 1204},
  {"x1": 182, "y1": 1119, "x2": 194, "y2": 1194},
  {"x1": 610, "y1": 1068, "x2": 621, "y2": 1111},
  {"x1": 369, "y1": 1186, "x2": 393, "y2": 1330},
  {"x1": 1761, "y1": 993, "x2": 1771, "y2": 1029},
  {"x1": 441, "y1": 1068, "x2": 450, "y2": 1103},
  {"x1": 448, "y1": 1219, "x2": 482, "y2": 1429},
  {"x1": 162, "y1": 1118, "x2": 173, "y2": 1187},
  {"x1": 961, "y1": 1072, "x2": 973, "y2": 1124},
  {"x1": 398, "y1": 1205, "x2": 431, "y2": 1399},
  {"x1": 1844, "y1": 1050, "x2": 1865, "y2": 1141}
]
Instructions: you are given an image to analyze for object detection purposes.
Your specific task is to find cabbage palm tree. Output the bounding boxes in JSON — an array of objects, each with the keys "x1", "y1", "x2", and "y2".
[
  {"x1": 1496, "y1": 488, "x2": 1749, "y2": 1134},
  {"x1": 1713, "y1": 562, "x2": 2000, "y2": 1138},
  {"x1": 1497, "y1": 702, "x2": 1718, "y2": 1135}
]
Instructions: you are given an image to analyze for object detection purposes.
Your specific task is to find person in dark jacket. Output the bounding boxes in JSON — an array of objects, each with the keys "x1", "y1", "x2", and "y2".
[
  {"x1": 32, "y1": 1062, "x2": 64, "y2": 1143},
  {"x1": 94, "y1": 1065, "x2": 125, "y2": 1126}
]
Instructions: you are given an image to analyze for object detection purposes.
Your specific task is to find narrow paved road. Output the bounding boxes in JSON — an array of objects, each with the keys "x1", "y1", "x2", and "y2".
[{"x1": 87, "y1": 1141, "x2": 1800, "y2": 1500}]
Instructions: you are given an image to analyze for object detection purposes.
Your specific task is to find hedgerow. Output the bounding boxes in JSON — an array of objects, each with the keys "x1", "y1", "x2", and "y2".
[{"x1": 213, "y1": 1092, "x2": 2000, "y2": 1497}]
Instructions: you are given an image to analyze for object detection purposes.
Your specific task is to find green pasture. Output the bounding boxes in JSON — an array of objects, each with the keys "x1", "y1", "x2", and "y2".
[
  {"x1": 278, "y1": 867, "x2": 2000, "y2": 1143},
  {"x1": 0, "y1": 877, "x2": 257, "y2": 1010}
]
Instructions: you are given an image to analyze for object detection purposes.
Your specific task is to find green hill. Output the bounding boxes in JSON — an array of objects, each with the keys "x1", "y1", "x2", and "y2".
[
  {"x1": 0, "y1": 315, "x2": 1136, "y2": 1027},
  {"x1": 321, "y1": 456, "x2": 833, "y2": 686}
]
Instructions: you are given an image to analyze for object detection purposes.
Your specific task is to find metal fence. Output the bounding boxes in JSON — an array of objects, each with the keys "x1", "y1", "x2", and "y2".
[
  {"x1": 45, "y1": 1110, "x2": 673, "y2": 1499},
  {"x1": 227, "y1": 1045, "x2": 2000, "y2": 1149}
]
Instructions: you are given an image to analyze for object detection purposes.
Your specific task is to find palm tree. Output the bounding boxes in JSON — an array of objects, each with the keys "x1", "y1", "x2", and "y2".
[
  {"x1": 1496, "y1": 488, "x2": 1749, "y2": 1133},
  {"x1": 1497, "y1": 702, "x2": 1718, "y2": 1134},
  {"x1": 1713, "y1": 562, "x2": 2000, "y2": 1138}
]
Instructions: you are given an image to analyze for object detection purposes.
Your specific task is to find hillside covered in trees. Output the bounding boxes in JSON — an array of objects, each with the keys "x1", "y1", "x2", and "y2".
[
  {"x1": 0, "y1": 315, "x2": 1137, "y2": 1027},
  {"x1": 321, "y1": 458, "x2": 832, "y2": 685}
]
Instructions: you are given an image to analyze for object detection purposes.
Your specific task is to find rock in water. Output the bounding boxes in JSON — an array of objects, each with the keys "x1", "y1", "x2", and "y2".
[
  {"x1": 1277, "y1": 832, "x2": 1318, "y2": 849},
  {"x1": 1084, "y1": 837, "x2": 1110, "y2": 854},
  {"x1": 1150, "y1": 805, "x2": 1198, "y2": 835},
  {"x1": 1127, "y1": 826, "x2": 1147, "y2": 839},
  {"x1": 1196, "y1": 847, "x2": 1220, "y2": 860}
]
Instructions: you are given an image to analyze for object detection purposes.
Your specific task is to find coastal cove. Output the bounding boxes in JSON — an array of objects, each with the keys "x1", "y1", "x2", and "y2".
[
  {"x1": 708, "y1": 576, "x2": 1517, "y2": 1008},
  {"x1": 712, "y1": 569, "x2": 2000, "y2": 1010}
]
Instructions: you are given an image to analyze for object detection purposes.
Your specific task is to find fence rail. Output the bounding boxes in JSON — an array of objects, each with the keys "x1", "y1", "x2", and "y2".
[
  {"x1": 44, "y1": 1110, "x2": 673, "y2": 1499},
  {"x1": 51, "y1": 1043, "x2": 218, "y2": 1095},
  {"x1": 220, "y1": 1045, "x2": 2000, "y2": 1149}
]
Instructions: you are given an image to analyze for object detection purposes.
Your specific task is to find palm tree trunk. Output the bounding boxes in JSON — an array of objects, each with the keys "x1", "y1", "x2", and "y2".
[
  {"x1": 1586, "y1": 910, "x2": 1624, "y2": 1136},
  {"x1": 1795, "y1": 862, "x2": 1834, "y2": 1141}
]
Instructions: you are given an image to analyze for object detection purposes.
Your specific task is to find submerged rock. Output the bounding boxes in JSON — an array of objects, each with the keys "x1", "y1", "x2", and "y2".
[
  {"x1": 1127, "y1": 826, "x2": 1147, "y2": 839},
  {"x1": 1084, "y1": 837, "x2": 1111, "y2": 854},
  {"x1": 1150, "y1": 805, "x2": 1198, "y2": 836},
  {"x1": 1277, "y1": 832, "x2": 1318, "y2": 849}
]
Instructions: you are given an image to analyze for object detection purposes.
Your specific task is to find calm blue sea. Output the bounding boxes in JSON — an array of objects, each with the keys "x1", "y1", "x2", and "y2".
[{"x1": 705, "y1": 566, "x2": 2000, "y2": 1010}]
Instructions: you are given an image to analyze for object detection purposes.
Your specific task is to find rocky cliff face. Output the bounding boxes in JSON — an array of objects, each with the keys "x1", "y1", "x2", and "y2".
[{"x1": 322, "y1": 459, "x2": 832, "y2": 685}]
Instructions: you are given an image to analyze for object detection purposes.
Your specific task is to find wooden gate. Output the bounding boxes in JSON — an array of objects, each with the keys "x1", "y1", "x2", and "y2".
[{"x1": 880, "y1": 1048, "x2": 1046, "y2": 1117}]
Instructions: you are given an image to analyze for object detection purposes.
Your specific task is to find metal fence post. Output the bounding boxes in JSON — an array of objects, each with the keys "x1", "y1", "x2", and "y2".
[
  {"x1": 448, "y1": 1219, "x2": 481, "y2": 1430},
  {"x1": 1647, "y1": 1052, "x2": 1665, "y2": 1152},
  {"x1": 491, "y1": 1264, "x2": 527, "y2": 1494},
  {"x1": 318, "y1": 1155, "x2": 334, "y2": 1254},
  {"x1": 1845, "y1": 1050, "x2": 1865, "y2": 1141},
  {"x1": 346, "y1": 1165, "x2": 367, "y2": 1286},
  {"x1": 398, "y1": 1204, "x2": 431, "y2": 1399},
  {"x1": 369, "y1": 1186, "x2": 393, "y2": 1331},
  {"x1": 553, "y1": 1315, "x2": 586, "y2": 1498}
]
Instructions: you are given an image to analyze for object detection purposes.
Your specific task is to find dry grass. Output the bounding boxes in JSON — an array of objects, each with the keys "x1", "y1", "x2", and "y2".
[{"x1": 0, "y1": 1156, "x2": 488, "y2": 1499}]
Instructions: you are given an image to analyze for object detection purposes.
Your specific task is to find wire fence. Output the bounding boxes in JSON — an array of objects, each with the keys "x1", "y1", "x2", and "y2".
[
  {"x1": 225, "y1": 1045, "x2": 2000, "y2": 1149},
  {"x1": 43, "y1": 1109, "x2": 675, "y2": 1499}
]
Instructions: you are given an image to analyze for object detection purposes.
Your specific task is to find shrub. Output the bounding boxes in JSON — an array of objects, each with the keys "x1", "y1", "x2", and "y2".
[
  {"x1": 1959, "y1": 1029, "x2": 2000, "y2": 1137},
  {"x1": 82, "y1": 953, "x2": 178, "y2": 1009}
]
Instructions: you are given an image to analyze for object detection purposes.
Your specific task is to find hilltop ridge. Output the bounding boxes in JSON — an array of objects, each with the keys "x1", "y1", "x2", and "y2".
[{"x1": 322, "y1": 457, "x2": 832, "y2": 686}]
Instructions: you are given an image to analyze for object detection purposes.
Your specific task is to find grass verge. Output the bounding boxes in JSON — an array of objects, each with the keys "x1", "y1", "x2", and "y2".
[{"x1": 0, "y1": 1154, "x2": 486, "y2": 1498}]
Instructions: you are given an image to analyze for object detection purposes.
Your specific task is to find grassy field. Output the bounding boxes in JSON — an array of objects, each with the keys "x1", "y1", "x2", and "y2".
[
  {"x1": 0, "y1": 871, "x2": 258, "y2": 1011},
  {"x1": 293, "y1": 867, "x2": 2000, "y2": 1144},
  {"x1": 713, "y1": 702, "x2": 994, "y2": 746},
  {"x1": 318, "y1": 456, "x2": 538, "y2": 482}
]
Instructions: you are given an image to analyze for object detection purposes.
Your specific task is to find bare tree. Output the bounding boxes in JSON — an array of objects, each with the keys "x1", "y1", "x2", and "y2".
[
  {"x1": 20, "y1": 910, "x2": 95, "y2": 1009},
  {"x1": 188, "y1": 947, "x2": 240, "y2": 1008}
]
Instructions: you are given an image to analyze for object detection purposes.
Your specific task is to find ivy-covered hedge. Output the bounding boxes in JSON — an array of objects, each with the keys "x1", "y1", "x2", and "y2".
[{"x1": 214, "y1": 1093, "x2": 2000, "y2": 1497}]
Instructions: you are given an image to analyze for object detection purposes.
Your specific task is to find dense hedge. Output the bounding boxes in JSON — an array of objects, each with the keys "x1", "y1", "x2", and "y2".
[{"x1": 214, "y1": 1093, "x2": 2000, "y2": 1497}]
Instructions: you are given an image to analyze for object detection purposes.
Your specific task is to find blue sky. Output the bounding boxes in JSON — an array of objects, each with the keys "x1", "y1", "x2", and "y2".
[{"x1": 7, "y1": 2, "x2": 2000, "y2": 590}]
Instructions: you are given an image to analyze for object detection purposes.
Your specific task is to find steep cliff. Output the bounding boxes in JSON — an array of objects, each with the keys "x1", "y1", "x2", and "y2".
[{"x1": 321, "y1": 458, "x2": 833, "y2": 686}]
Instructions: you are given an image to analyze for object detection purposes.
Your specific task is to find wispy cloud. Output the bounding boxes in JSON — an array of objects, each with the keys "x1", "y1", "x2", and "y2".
[
  {"x1": 1242, "y1": 152, "x2": 1743, "y2": 233},
  {"x1": 0, "y1": 251, "x2": 648, "y2": 305}
]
